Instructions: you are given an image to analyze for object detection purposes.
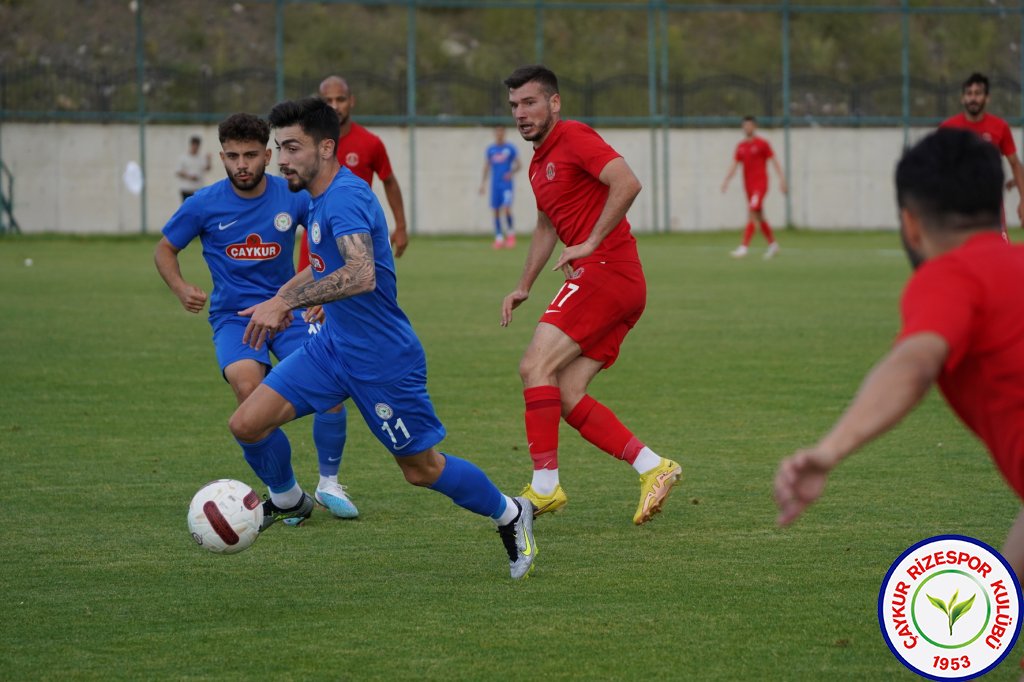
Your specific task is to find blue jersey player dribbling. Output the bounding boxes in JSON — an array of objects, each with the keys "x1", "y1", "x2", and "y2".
[
  {"x1": 154, "y1": 112, "x2": 358, "y2": 520},
  {"x1": 230, "y1": 98, "x2": 537, "y2": 579}
]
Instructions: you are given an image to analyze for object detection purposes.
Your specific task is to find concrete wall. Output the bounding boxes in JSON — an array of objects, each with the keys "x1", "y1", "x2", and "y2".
[{"x1": 2, "y1": 122, "x2": 1007, "y2": 234}]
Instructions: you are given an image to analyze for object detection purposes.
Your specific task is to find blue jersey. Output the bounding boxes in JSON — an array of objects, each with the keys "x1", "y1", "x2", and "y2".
[
  {"x1": 486, "y1": 142, "x2": 518, "y2": 191},
  {"x1": 162, "y1": 175, "x2": 309, "y2": 317},
  {"x1": 307, "y1": 167, "x2": 424, "y2": 382}
]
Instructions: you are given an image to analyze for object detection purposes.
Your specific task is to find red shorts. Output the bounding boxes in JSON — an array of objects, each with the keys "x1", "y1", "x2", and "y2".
[
  {"x1": 538, "y1": 260, "x2": 646, "y2": 369},
  {"x1": 746, "y1": 185, "x2": 767, "y2": 212}
]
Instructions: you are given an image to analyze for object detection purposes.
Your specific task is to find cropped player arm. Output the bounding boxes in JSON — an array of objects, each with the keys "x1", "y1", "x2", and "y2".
[
  {"x1": 774, "y1": 332, "x2": 948, "y2": 526},
  {"x1": 508, "y1": 156, "x2": 522, "y2": 181},
  {"x1": 1006, "y1": 154, "x2": 1024, "y2": 224},
  {"x1": 770, "y1": 157, "x2": 788, "y2": 194},
  {"x1": 382, "y1": 175, "x2": 409, "y2": 258},
  {"x1": 551, "y1": 158, "x2": 641, "y2": 271},
  {"x1": 240, "y1": 232, "x2": 375, "y2": 350},
  {"x1": 721, "y1": 160, "x2": 740, "y2": 192},
  {"x1": 153, "y1": 237, "x2": 208, "y2": 314},
  {"x1": 501, "y1": 211, "x2": 559, "y2": 327},
  {"x1": 479, "y1": 159, "x2": 490, "y2": 193}
]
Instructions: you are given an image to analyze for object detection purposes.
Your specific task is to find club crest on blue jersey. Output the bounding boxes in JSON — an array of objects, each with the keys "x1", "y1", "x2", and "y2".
[
  {"x1": 374, "y1": 403, "x2": 394, "y2": 420},
  {"x1": 310, "y1": 221, "x2": 322, "y2": 245},
  {"x1": 310, "y1": 253, "x2": 325, "y2": 273},
  {"x1": 546, "y1": 162, "x2": 556, "y2": 180},
  {"x1": 226, "y1": 234, "x2": 281, "y2": 260},
  {"x1": 273, "y1": 212, "x2": 293, "y2": 232}
]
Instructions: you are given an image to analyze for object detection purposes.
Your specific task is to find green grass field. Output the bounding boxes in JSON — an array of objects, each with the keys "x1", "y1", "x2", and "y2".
[{"x1": 2, "y1": 231, "x2": 1022, "y2": 680}]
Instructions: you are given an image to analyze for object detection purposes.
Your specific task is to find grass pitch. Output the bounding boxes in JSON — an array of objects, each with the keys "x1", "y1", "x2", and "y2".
[{"x1": 1, "y1": 231, "x2": 1021, "y2": 680}]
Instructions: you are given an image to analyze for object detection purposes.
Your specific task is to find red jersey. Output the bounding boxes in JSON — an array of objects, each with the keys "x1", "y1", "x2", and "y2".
[
  {"x1": 734, "y1": 136, "x2": 774, "y2": 191},
  {"x1": 940, "y1": 113, "x2": 1017, "y2": 157},
  {"x1": 529, "y1": 120, "x2": 639, "y2": 264},
  {"x1": 897, "y1": 231, "x2": 1024, "y2": 499},
  {"x1": 336, "y1": 122, "x2": 394, "y2": 185}
]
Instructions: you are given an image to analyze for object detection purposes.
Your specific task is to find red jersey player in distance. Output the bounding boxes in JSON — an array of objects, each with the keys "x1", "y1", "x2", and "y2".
[
  {"x1": 774, "y1": 128, "x2": 1024, "y2": 578},
  {"x1": 297, "y1": 75, "x2": 409, "y2": 269},
  {"x1": 721, "y1": 116, "x2": 787, "y2": 259},
  {"x1": 500, "y1": 64, "x2": 682, "y2": 525},
  {"x1": 940, "y1": 72, "x2": 1024, "y2": 231}
]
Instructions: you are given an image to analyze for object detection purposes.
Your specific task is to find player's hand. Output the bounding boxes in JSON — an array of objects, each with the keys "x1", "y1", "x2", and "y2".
[
  {"x1": 501, "y1": 289, "x2": 529, "y2": 327},
  {"x1": 774, "y1": 448, "x2": 837, "y2": 527},
  {"x1": 303, "y1": 305, "x2": 325, "y2": 324},
  {"x1": 553, "y1": 242, "x2": 594, "y2": 272},
  {"x1": 239, "y1": 295, "x2": 292, "y2": 351},
  {"x1": 176, "y1": 284, "x2": 208, "y2": 314},
  {"x1": 1006, "y1": 179, "x2": 1016, "y2": 191},
  {"x1": 1017, "y1": 201, "x2": 1024, "y2": 227},
  {"x1": 391, "y1": 228, "x2": 409, "y2": 258},
  {"x1": 780, "y1": 179, "x2": 789, "y2": 195},
  {"x1": 720, "y1": 182, "x2": 728, "y2": 193}
]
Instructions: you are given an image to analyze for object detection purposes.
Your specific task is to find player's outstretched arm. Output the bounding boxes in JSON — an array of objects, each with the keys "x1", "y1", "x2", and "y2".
[
  {"x1": 153, "y1": 236, "x2": 208, "y2": 314},
  {"x1": 552, "y1": 158, "x2": 641, "y2": 271},
  {"x1": 774, "y1": 332, "x2": 947, "y2": 526},
  {"x1": 241, "y1": 232, "x2": 376, "y2": 349},
  {"x1": 501, "y1": 211, "x2": 558, "y2": 327}
]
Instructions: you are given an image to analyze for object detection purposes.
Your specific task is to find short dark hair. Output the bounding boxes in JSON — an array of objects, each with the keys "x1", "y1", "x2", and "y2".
[
  {"x1": 742, "y1": 115, "x2": 756, "y2": 123},
  {"x1": 504, "y1": 65, "x2": 559, "y2": 97},
  {"x1": 189, "y1": 135, "x2": 201, "y2": 145},
  {"x1": 267, "y1": 97, "x2": 340, "y2": 147},
  {"x1": 217, "y1": 113, "x2": 269, "y2": 146},
  {"x1": 896, "y1": 128, "x2": 1003, "y2": 232},
  {"x1": 962, "y1": 72, "x2": 990, "y2": 95}
]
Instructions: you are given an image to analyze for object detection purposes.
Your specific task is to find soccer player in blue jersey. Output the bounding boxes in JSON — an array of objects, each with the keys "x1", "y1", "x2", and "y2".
[
  {"x1": 479, "y1": 126, "x2": 520, "y2": 249},
  {"x1": 229, "y1": 97, "x2": 537, "y2": 579},
  {"x1": 154, "y1": 112, "x2": 358, "y2": 520}
]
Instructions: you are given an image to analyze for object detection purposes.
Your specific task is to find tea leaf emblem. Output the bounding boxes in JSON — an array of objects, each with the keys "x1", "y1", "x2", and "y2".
[{"x1": 927, "y1": 589, "x2": 976, "y2": 636}]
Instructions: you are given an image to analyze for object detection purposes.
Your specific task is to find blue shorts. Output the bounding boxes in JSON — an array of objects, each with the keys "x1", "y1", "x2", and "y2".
[
  {"x1": 263, "y1": 332, "x2": 446, "y2": 456},
  {"x1": 489, "y1": 185, "x2": 513, "y2": 210},
  {"x1": 211, "y1": 311, "x2": 320, "y2": 374}
]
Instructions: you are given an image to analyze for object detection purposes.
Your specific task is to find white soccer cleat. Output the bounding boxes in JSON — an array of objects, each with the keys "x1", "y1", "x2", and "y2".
[
  {"x1": 763, "y1": 242, "x2": 780, "y2": 260},
  {"x1": 730, "y1": 245, "x2": 748, "y2": 258},
  {"x1": 315, "y1": 481, "x2": 359, "y2": 519}
]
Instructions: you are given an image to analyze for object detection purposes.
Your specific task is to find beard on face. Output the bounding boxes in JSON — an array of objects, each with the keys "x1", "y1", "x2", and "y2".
[
  {"x1": 900, "y1": 225, "x2": 926, "y2": 270},
  {"x1": 228, "y1": 165, "x2": 265, "y2": 192}
]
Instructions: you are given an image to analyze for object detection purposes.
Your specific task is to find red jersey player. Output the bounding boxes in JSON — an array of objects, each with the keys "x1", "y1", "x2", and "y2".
[
  {"x1": 500, "y1": 64, "x2": 682, "y2": 525},
  {"x1": 774, "y1": 128, "x2": 1024, "y2": 578},
  {"x1": 296, "y1": 75, "x2": 409, "y2": 269},
  {"x1": 940, "y1": 72, "x2": 1024, "y2": 231},
  {"x1": 721, "y1": 116, "x2": 787, "y2": 259}
]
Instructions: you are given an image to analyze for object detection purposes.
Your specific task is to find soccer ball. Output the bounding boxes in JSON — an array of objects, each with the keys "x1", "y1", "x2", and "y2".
[{"x1": 187, "y1": 479, "x2": 264, "y2": 554}]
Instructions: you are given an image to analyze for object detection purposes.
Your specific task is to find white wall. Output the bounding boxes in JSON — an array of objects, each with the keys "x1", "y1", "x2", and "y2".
[{"x1": 0, "y1": 122, "x2": 1000, "y2": 234}]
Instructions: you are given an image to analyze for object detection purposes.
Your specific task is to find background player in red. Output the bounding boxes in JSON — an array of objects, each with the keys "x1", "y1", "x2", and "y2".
[
  {"x1": 940, "y1": 72, "x2": 1024, "y2": 231},
  {"x1": 297, "y1": 75, "x2": 409, "y2": 269},
  {"x1": 721, "y1": 116, "x2": 787, "y2": 259},
  {"x1": 774, "y1": 128, "x2": 1024, "y2": 578},
  {"x1": 500, "y1": 64, "x2": 682, "y2": 525}
]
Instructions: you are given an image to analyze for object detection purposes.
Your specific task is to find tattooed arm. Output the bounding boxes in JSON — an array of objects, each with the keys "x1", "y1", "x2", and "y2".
[{"x1": 240, "y1": 232, "x2": 376, "y2": 350}]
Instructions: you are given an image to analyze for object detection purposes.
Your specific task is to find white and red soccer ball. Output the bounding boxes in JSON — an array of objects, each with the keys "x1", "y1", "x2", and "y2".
[{"x1": 187, "y1": 479, "x2": 263, "y2": 554}]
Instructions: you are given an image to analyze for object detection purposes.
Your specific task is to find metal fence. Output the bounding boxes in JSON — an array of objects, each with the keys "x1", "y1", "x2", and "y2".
[{"x1": 3, "y1": 0, "x2": 1024, "y2": 233}]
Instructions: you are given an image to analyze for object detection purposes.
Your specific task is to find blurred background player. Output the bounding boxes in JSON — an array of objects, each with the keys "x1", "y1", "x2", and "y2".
[
  {"x1": 296, "y1": 74, "x2": 408, "y2": 270},
  {"x1": 501, "y1": 64, "x2": 681, "y2": 525},
  {"x1": 939, "y1": 71, "x2": 1024, "y2": 233},
  {"x1": 154, "y1": 112, "x2": 358, "y2": 520},
  {"x1": 721, "y1": 116, "x2": 787, "y2": 259},
  {"x1": 231, "y1": 97, "x2": 536, "y2": 579},
  {"x1": 774, "y1": 128, "x2": 1024, "y2": 578},
  {"x1": 175, "y1": 134, "x2": 211, "y2": 203},
  {"x1": 479, "y1": 126, "x2": 521, "y2": 249}
]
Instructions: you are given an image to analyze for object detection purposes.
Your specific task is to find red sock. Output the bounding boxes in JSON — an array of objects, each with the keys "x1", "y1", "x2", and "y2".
[
  {"x1": 565, "y1": 395, "x2": 645, "y2": 464},
  {"x1": 742, "y1": 221, "x2": 755, "y2": 246},
  {"x1": 524, "y1": 386, "x2": 561, "y2": 470},
  {"x1": 760, "y1": 220, "x2": 775, "y2": 243}
]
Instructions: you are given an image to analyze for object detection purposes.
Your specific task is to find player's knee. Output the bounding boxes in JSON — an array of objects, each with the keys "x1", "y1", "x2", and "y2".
[{"x1": 228, "y1": 410, "x2": 262, "y2": 443}]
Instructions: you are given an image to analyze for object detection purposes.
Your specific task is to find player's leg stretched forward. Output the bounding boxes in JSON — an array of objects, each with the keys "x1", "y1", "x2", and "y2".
[{"x1": 518, "y1": 323, "x2": 682, "y2": 524}]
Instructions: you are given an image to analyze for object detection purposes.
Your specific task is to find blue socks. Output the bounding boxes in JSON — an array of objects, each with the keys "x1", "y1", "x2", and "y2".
[
  {"x1": 237, "y1": 428, "x2": 295, "y2": 493},
  {"x1": 313, "y1": 409, "x2": 347, "y2": 477},
  {"x1": 428, "y1": 453, "x2": 504, "y2": 519}
]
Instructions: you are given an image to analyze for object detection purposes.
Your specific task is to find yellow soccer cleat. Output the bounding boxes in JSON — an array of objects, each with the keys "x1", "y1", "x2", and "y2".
[
  {"x1": 633, "y1": 458, "x2": 682, "y2": 525},
  {"x1": 520, "y1": 483, "x2": 568, "y2": 517}
]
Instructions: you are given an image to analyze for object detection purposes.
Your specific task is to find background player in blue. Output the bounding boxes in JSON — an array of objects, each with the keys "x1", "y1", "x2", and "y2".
[
  {"x1": 229, "y1": 97, "x2": 537, "y2": 579},
  {"x1": 479, "y1": 126, "x2": 520, "y2": 249},
  {"x1": 154, "y1": 112, "x2": 358, "y2": 520}
]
